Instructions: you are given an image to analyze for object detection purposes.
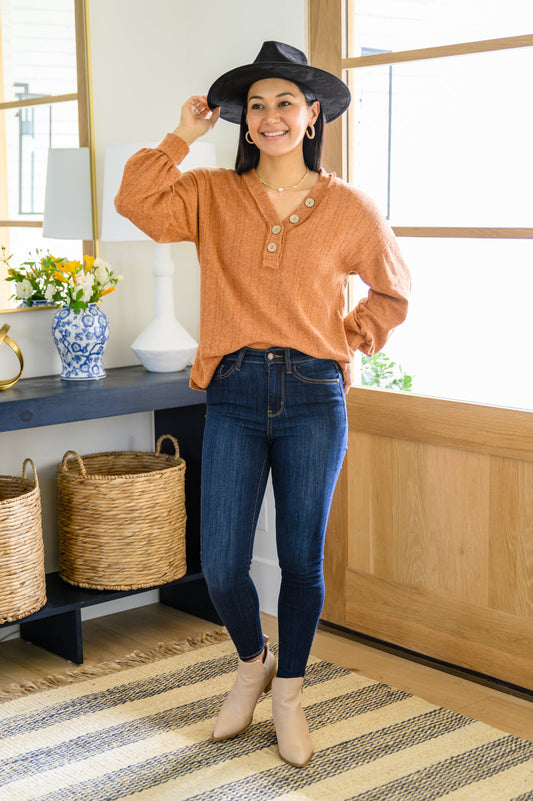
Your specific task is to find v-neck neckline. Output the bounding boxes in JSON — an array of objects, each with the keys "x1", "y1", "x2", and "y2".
[{"x1": 243, "y1": 168, "x2": 332, "y2": 225}]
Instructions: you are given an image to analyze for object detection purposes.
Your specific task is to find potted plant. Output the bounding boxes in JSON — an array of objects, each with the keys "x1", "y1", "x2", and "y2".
[
  {"x1": 3, "y1": 246, "x2": 123, "y2": 379},
  {"x1": 48, "y1": 255, "x2": 122, "y2": 380}
]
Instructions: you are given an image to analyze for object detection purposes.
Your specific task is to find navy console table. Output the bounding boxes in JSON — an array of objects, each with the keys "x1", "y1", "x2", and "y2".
[{"x1": 0, "y1": 365, "x2": 220, "y2": 663}]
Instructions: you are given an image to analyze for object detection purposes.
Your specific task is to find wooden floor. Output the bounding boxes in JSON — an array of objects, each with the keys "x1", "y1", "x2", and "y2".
[{"x1": 0, "y1": 603, "x2": 532, "y2": 743}]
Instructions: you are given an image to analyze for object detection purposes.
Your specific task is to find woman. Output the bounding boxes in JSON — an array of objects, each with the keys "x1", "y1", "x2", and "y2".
[{"x1": 115, "y1": 41, "x2": 410, "y2": 768}]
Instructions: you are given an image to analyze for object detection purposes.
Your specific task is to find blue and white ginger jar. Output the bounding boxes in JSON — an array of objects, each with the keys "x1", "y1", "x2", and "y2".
[{"x1": 51, "y1": 304, "x2": 109, "y2": 380}]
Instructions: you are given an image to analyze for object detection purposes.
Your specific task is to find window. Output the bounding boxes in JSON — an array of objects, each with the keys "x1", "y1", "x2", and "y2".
[
  {"x1": 309, "y1": 0, "x2": 533, "y2": 410},
  {"x1": 0, "y1": 0, "x2": 92, "y2": 309}
]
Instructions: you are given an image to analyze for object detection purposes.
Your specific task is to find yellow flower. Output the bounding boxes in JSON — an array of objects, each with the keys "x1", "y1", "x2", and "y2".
[
  {"x1": 84, "y1": 255, "x2": 96, "y2": 272},
  {"x1": 57, "y1": 260, "x2": 81, "y2": 275}
]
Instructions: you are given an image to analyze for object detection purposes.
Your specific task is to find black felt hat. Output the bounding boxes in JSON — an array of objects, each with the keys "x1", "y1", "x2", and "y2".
[{"x1": 207, "y1": 41, "x2": 351, "y2": 124}]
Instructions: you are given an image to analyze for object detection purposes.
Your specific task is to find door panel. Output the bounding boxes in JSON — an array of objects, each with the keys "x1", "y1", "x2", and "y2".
[{"x1": 323, "y1": 387, "x2": 533, "y2": 690}]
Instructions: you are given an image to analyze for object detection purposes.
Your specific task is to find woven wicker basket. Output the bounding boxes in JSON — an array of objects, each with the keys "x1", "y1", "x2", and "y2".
[
  {"x1": 57, "y1": 435, "x2": 187, "y2": 591},
  {"x1": 0, "y1": 459, "x2": 46, "y2": 624}
]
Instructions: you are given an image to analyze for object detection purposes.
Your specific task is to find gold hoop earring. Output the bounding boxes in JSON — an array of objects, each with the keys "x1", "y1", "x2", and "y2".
[
  {"x1": 245, "y1": 131, "x2": 255, "y2": 145},
  {"x1": 306, "y1": 124, "x2": 316, "y2": 140}
]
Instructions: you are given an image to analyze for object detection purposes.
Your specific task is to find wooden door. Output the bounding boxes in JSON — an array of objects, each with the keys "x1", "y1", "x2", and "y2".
[{"x1": 323, "y1": 387, "x2": 533, "y2": 691}]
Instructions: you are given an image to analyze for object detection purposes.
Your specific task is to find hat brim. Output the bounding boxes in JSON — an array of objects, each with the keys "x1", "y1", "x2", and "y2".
[{"x1": 207, "y1": 62, "x2": 351, "y2": 124}]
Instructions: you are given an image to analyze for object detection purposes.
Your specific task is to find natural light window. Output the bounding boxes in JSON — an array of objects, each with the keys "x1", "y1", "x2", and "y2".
[
  {"x1": 349, "y1": 0, "x2": 533, "y2": 52},
  {"x1": 342, "y1": 0, "x2": 533, "y2": 410}
]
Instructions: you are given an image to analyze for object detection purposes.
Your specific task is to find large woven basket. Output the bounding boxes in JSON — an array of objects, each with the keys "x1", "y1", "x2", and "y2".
[
  {"x1": 57, "y1": 435, "x2": 187, "y2": 591},
  {"x1": 0, "y1": 459, "x2": 46, "y2": 624}
]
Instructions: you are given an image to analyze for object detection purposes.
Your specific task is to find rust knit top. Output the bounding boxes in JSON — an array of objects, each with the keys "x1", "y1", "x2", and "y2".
[{"x1": 115, "y1": 133, "x2": 411, "y2": 391}]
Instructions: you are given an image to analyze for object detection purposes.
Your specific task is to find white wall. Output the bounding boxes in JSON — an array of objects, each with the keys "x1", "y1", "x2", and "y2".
[
  {"x1": 1, "y1": 0, "x2": 306, "y2": 638},
  {"x1": 90, "y1": 0, "x2": 307, "y2": 366}
]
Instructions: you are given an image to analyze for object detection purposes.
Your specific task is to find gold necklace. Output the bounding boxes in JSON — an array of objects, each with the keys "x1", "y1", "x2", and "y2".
[{"x1": 255, "y1": 167, "x2": 309, "y2": 192}]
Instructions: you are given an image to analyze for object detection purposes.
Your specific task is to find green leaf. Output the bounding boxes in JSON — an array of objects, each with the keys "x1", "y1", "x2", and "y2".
[{"x1": 360, "y1": 351, "x2": 413, "y2": 392}]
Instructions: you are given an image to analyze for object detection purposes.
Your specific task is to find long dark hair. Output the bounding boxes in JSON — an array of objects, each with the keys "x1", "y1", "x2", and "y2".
[{"x1": 235, "y1": 81, "x2": 325, "y2": 174}]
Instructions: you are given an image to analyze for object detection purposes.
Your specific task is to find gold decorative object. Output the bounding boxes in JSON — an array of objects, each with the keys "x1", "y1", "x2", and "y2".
[{"x1": 0, "y1": 324, "x2": 24, "y2": 390}]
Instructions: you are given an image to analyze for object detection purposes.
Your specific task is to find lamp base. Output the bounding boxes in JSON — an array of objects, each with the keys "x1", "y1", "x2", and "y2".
[{"x1": 131, "y1": 317, "x2": 198, "y2": 373}]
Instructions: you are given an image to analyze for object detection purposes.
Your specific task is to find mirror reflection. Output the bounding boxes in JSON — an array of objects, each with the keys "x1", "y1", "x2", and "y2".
[{"x1": 0, "y1": 0, "x2": 92, "y2": 310}]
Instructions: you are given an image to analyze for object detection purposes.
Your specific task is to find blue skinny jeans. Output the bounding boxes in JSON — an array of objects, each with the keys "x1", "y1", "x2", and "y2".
[{"x1": 200, "y1": 347, "x2": 348, "y2": 678}]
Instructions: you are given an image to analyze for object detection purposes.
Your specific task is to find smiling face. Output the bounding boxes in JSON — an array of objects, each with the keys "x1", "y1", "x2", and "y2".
[{"x1": 245, "y1": 77, "x2": 320, "y2": 159}]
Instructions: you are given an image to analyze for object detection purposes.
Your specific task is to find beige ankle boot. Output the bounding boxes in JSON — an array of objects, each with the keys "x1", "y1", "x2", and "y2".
[
  {"x1": 212, "y1": 642, "x2": 277, "y2": 741},
  {"x1": 271, "y1": 676, "x2": 313, "y2": 767}
]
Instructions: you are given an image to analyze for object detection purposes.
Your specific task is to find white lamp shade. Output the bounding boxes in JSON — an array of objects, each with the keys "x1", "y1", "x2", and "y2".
[
  {"x1": 43, "y1": 148, "x2": 93, "y2": 240},
  {"x1": 100, "y1": 140, "x2": 217, "y2": 242}
]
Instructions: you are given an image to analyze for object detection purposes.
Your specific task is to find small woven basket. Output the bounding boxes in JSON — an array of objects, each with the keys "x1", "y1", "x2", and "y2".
[
  {"x1": 57, "y1": 435, "x2": 187, "y2": 591},
  {"x1": 0, "y1": 459, "x2": 46, "y2": 624}
]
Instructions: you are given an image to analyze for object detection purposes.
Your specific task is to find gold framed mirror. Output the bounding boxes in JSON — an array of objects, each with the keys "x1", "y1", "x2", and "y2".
[{"x1": 0, "y1": 0, "x2": 95, "y2": 312}]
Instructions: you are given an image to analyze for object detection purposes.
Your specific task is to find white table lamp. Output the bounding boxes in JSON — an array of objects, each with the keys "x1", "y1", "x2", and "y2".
[{"x1": 101, "y1": 140, "x2": 216, "y2": 372}]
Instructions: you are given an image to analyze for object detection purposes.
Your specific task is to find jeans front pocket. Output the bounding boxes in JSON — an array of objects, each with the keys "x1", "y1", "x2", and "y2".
[
  {"x1": 213, "y1": 357, "x2": 237, "y2": 381},
  {"x1": 292, "y1": 358, "x2": 342, "y2": 385}
]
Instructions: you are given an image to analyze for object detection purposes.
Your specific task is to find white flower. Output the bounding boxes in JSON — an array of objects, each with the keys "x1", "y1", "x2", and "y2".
[
  {"x1": 75, "y1": 273, "x2": 94, "y2": 290},
  {"x1": 77, "y1": 275, "x2": 94, "y2": 299},
  {"x1": 82, "y1": 273, "x2": 95, "y2": 287},
  {"x1": 79, "y1": 284, "x2": 93, "y2": 303},
  {"x1": 44, "y1": 284, "x2": 56, "y2": 302},
  {"x1": 94, "y1": 265, "x2": 109, "y2": 285},
  {"x1": 70, "y1": 272, "x2": 94, "y2": 304},
  {"x1": 92, "y1": 258, "x2": 112, "y2": 285},
  {"x1": 16, "y1": 279, "x2": 33, "y2": 299}
]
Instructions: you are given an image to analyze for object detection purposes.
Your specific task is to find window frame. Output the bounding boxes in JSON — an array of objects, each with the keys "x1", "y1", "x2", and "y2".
[
  {"x1": 308, "y1": 0, "x2": 533, "y2": 408},
  {"x1": 0, "y1": 0, "x2": 95, "y2": 312},
  {"x1": 308, "y1": 0, "x2": 533, "y2": 243}
]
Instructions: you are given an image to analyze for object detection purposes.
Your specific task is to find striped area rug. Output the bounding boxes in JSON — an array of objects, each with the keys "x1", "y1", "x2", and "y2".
[{"x1": 1, "y1": 634, "x2": 532, "y2": 801}]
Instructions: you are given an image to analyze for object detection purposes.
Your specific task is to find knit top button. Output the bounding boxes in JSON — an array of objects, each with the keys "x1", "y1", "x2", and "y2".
[
  {"x1": 267, "y1": 352, "x2": 274, "y2": 360},
  {"x1": 289, "y1": 214, "x2": 300, "y2": 224},
  {"x1": 305, "y1": 197, "x2": 315, "y2": 207},
  {"x1": 266, "y1": 242, "x2": 278, "y2": 253},
  {"x1": 272, "y1": 224, "x2": 282, "y2": 235}
]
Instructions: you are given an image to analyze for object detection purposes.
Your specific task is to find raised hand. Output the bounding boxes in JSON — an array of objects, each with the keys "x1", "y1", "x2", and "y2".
[{"x1": 173, "y1": 95, "x2": 220, "y2": 144}]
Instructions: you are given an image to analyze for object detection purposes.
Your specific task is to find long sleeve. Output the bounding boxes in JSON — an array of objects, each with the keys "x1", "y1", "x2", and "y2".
[
  {"x1": 114, "y1": 151, "x2": 409, "y2": 391},
  {"x1": 343, "y1": 197, "x2": 410, "y2": 356},
  {"x1": 114, "y1": 134, "x2": 200, "y2": 244}
]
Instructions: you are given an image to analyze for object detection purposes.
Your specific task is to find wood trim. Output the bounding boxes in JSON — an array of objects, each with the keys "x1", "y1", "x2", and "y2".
[
  {"x1": 308, "y1": 0, "x2": 344, "y2": 175},
  {"x1": 346, "y1": 386, "x2": 533, "y2": 461},
  {"x1": 0, "y1": 220, "x2": 43, "y2": 228},
  {"x1": 75, "y1": 0, "x2": 89, "y2": 148},
  {"x1": 392, "y1": 227, "x2": 533, "y2": 240},
  {"x1": 489, "y1": 458, "x2": 533, "y2": 617},
  {"x1": 323, "y1": 456, "x2": 348, "y2": 624},
  {"x1": 0, "y1": 304, "x2": 53, "y2": 314},
  {"x1": 345, "y1": 569, "x2": 533, "y2": 691},
  {"x1": 0, "y1": 93, "x2": 78, "y2": 111},
  {"x1": 343, "y1": 33, "x2": 533, "y2": 69},
  {"x1": 75, "y1": 0, "x2": 96, "y2": 254}
]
